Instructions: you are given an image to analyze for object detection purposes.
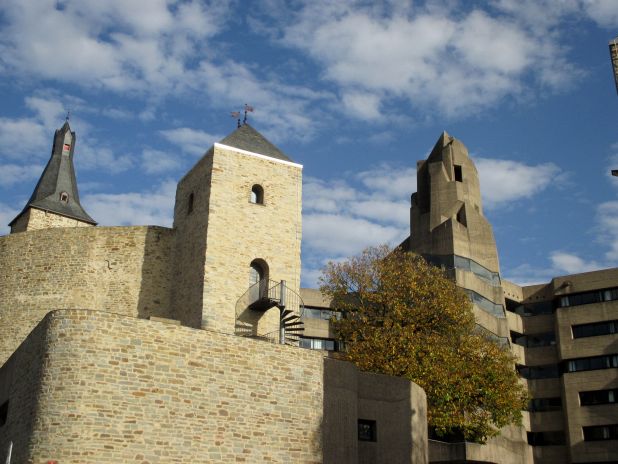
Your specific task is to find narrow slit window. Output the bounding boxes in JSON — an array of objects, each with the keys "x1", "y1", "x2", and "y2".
[
  {"x1": 454, "y1": 165, "x2": 463, "y2": 182},
  {"x1": 456, "y1": 205, "x2": 467, "y2": 227},
  {"x1": 188, "y1": 193, "x2": 194, "y2": 214},
  {"x1": 0, "y1": 400, "x2": 8, "y2": 427}
]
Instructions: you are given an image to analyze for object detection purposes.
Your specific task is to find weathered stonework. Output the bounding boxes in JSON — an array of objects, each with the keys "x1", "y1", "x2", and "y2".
[
  {"x1": 0, "y1": 310, "x2": 427, "y2": 463},
  {"x1": 0, "y1": 226, "x2": 173, "y2": 364},
  {"x1": 0, "y1": 123, "x2": 429, "y2": 463},
  {"x1": 10, "y1": 207, "x2": 94, "y2": 233}
]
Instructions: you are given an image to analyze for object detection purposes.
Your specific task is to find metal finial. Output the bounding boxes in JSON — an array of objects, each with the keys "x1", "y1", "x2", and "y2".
[
  {"x1": 243, "y1": 104, "x2": 254, "y2": 125},
  {"x1": 65, "y1": 110, "x2": 71, "y2": 123},
  {"x1": 231, "y1": 111, "x2": 241, "y2": 128}
]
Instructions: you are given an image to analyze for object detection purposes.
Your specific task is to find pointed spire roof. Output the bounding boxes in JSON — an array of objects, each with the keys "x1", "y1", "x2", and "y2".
[
  {"x1": 218, "y1": 123, "x2": 293, "y2": 162},
  {"x1": 9, "y1": 121, "x2": 96, "y2": 226}
]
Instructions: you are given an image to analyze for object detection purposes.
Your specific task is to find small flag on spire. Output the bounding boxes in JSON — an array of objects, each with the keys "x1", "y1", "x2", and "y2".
[{"x1": 244, "y1": 104, "x2": 254, "y2": 112}]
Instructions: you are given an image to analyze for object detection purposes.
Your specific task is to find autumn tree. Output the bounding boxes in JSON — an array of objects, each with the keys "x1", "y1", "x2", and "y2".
[{"x1": 320, "y1": 245, "x2": 527, "y2": 443}]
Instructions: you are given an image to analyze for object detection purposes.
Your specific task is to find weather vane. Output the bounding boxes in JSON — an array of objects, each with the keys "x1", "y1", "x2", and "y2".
[
  {"x1": 65, "y1": 109, "x2": 71, "y2": 123},
  {"x1": 230, "y1": 104, "x2": 254, "y2": 128}
]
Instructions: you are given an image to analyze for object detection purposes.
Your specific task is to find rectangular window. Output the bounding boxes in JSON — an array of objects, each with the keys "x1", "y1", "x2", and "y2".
[
  {"x1": 511, "y1": 331, "x2": 556, "y2": 348},
  {"x1": 572, "y1": 320, "x2": 618, "y2": 339},
  {"x1": 302, "y1": 307, "x2": 342, "y2": 320},
  {"x1": 565, "y1": 354, "x2": 618, "y2": 373},
  {"x1": 528, "y1": 397, "x2": 563, "y2": 412},
  {"x1": 454, "y1": 164, "x2": 463, "y2": 182},
  {"x1": 0, "y1": 400, "x2": 8, "y2": 427},
  {"x1": 580, "y1": 389, "x2": 618, "y2": 406},
  {"x1": 583, "y1": 424, "x2": 618, "y2": 441},
  {"x1": 358, "y1": 419, "x2": 377, "y2": 442},
  {"x1": 517, "y1": 364, "x2": 560, "y2": 380},
  {"x1": 506, "y1": 299, "x2": 554, "y2": 317},
  {"x1": 527, "y1": 431, "x2": 566, "y2": 446},
  {"x1": 559, "y1": 286, "x2": 618, "y2": 308},
  {"x1": 299, "y1": 337, "x2": 336, "y2": 351}
]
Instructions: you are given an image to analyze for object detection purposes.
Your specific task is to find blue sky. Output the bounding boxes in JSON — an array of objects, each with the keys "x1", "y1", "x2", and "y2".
[{"x1": 1, "y1": 0, "x2": 617, "y2": 287}]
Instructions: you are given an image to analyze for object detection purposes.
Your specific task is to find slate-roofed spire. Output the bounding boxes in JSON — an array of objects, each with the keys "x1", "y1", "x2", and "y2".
[
  {"x1": 9, "y1": 121, "x2": 96, "y2": 228},
  {"x1": 218, "y1": 123, "x2": 293, "y2": 162}
]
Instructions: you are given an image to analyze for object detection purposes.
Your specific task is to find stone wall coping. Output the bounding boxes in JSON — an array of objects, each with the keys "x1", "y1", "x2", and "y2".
[{"x1": 215, "y1": 142, "x2": 304, "y2": 169}]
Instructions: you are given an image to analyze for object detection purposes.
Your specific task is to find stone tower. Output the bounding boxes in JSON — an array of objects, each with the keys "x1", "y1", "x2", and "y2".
[
  {"x1": 9, "y1": 121, "x2": 96, "y2": 233},
  {"x1": 409, "y1": 131, "x2": 507, "y2": 340},
  {"x1": 171, "y1": 124, "x2": 303, "y2": 336}
]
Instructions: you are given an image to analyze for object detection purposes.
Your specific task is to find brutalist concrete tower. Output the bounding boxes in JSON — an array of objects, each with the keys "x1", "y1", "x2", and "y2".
[{"x1": 409, "y1": 131, "x2": 508, "y2": 341}]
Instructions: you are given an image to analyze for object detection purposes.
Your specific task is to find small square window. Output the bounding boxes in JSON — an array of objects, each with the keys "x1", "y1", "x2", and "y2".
[{"x1": 358, "y1": 419, "x2": 377, "y2": 442}]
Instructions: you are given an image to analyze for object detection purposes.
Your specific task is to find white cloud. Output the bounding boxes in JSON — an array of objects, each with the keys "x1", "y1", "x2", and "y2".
[
  {"x1": 77, "y1": 145, "x2": 134, "y2": 174},
  {"x1": 0, "y1": 0, "x2": 332, "y2": 141},
  {"x1": 549, "y1": 251, "x2": 601, "y2": 274},
  {"x1": 304, "y1": 213, "x2": 403, "y2": 256},
  {"x1": 0, "y1": 163, "x2": 42, "y2": 187},
  {"x1": 0, "y1": 118, "x2": 49, "y2": 159},
  {"x1": 0, "y1": 0, "x2": 227, "y2": 93},
  {"x1": 341, "y1": 91, "x2": 382, "y2": 120},
  {"x1": 141, "y1": 149, "x2": 182, "y2": 175},
  {"x1": 82, "y1": 180, "x2": 176, "y2": 227},
  {"x1": 582, "y1": 0, "x2": 618, "y2": 28},
  {"x1": 253, "y1": 0, "x2": 605, "y2": 120},
  {"x1": 160, "y1": 128, "x2": 220, "y2": 156},
  {"x1": 0, "y1": 202, "x2": 20, "y2": 235},
  {"x1": 357, "y1": 164, "x2": 417, "y2": 199},
  {"x1": 596, "y1": 200, "x2": 618, "y2": 261},
  {"x1": 505, "y1": 251, "x2": 602, "y2": 286},
  {"x1": 474, "y1": 158, "x2": 563, "y2": 209},
  {"x1": 301, "y1": 165, "x2": 415, "y2": 285}
]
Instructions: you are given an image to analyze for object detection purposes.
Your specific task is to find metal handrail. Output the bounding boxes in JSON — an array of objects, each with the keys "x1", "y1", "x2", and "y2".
[{"x1": 234, "y1": 278, "x2": 305, "y2": 344}]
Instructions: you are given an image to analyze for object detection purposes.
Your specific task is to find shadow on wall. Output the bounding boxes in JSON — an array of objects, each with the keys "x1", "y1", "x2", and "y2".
[
  {"x1": 0, "y1": 316, "x2": 51, "y2": 464},
  {"x1": 322, "y1": 357, "x2": 427, "y2": 464},
  {"x1": 136, "y1": 227, "x2": 175, "y2": 321}
]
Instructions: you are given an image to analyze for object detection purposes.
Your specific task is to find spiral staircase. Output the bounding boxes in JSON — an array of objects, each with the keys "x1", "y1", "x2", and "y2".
[{"x1": 235, "y1": 279, "x2": 305, "y2": 346}]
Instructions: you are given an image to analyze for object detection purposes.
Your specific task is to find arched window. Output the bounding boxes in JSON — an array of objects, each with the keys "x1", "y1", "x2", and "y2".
[
  {"x1": 59, "y1": 192, "x2": 69, "y2": 203},
  {"x1": 250, "y1": 184, "x2": 264, "y2": 204},
  {"x1": 249, "y1": 259, "x2": 269, "y2": 297}
]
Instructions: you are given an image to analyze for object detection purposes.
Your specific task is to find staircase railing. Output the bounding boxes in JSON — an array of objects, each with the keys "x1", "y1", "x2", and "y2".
[{"x1": 235, "y1": 278, "x2": 305, "y2": 345}]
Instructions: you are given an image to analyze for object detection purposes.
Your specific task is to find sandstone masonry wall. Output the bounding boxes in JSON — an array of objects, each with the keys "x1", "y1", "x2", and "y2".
[
  {"x1": 202, "y1": 145, "x2": 302, "y2": 335},
  {"x1": 0, "y1": 226, "x2": 173, "y2": 364},
  {"x1": 0, "y1": 310, "x2": 426, "y2": 464},
  {"x1": 3, "y1": 310, "x2": 314, "y2": 463},
  {"x1": 171, "y1": 151, "x2": 214, "y2": 328},
  {"x1": 10, "y1": 207, "x2": 94, "y2": 233}
]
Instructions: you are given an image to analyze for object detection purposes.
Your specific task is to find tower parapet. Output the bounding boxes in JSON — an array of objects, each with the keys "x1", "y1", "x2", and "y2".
[{"x1": 9, "y1": 121, "x2": 96, "y2": 233}]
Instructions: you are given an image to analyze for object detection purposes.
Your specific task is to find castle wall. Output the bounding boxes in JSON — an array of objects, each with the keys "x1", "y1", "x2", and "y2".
[
  {"x1": 10, "y1": 207, "x2": 94, "y2": 233},
  {"x1": 0, "y1": 310, "x2": 427, "y2": 463},
  {"x1": 0, "y1": 226, "x2": 173, "y2": 365}
]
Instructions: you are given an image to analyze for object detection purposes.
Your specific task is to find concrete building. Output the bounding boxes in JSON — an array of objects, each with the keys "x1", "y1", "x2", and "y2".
[
  {"x1": 304, "y1": 132, "x2": 618, "y2": 464},
  {"x1": 0, "y1": 122, "x2": 428, "y2": 463}
]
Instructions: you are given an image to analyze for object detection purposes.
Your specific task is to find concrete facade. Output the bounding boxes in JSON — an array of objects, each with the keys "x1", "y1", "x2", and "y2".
[{"x1": 304, "y1": 132, "x2": 618, "y2": 463}]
